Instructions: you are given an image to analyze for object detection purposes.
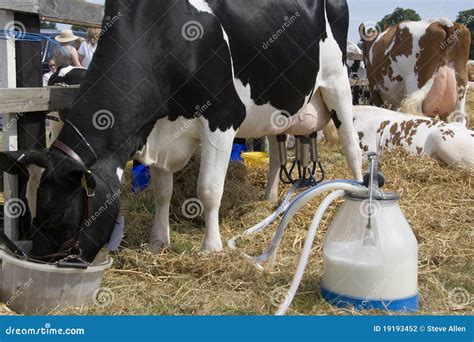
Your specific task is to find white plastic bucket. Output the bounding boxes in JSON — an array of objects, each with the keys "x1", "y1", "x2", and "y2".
[{"x1": 0, "y1": 248, "x2": 112, "y2": 314}]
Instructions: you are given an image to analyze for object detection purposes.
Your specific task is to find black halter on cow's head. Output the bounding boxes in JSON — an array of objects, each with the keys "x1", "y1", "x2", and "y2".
[{"x1": 0, "y1": 126, "x2": 121, "y2": 263}]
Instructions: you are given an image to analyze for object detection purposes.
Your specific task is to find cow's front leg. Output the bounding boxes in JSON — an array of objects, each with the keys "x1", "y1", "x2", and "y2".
[
  {"x1": 264, "y1": 135, "x2": 281, "y2": 203},
  {"x1": 149, "y1": 167, "x2": 173, "y2": 253},
  {"x1": 197, "y1": 128, "x2": 235, "y2": 253}
]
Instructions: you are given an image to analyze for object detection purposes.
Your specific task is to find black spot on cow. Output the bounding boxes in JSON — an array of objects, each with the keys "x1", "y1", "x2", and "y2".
[{"x1": 331, "y1": 110, "x2": 342, "y2": 129}]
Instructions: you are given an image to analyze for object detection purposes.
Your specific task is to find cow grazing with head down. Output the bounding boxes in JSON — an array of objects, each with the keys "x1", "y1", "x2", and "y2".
[
  {"x1": 360, "y1": 18, "x2": 471, "y2": 125},
  {"x1": 353, "y1": 106, "x2": 474, "y2": 169},
  {"x1": 0, "y1": 0, "x2": 361, "y2": 262}
]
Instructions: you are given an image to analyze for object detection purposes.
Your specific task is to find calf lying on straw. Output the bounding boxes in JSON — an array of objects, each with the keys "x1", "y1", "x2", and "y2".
[{"x1": 353, "y1": 106, "x2": 474, "y2": 169}]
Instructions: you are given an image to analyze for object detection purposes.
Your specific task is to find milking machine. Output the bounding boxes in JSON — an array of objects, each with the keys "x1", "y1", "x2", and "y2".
[
  {"x1": 278, "y1": 133, "x2": 325, "y2": 187},
  {"x1": 229, "y1": 143, "x2": 419, "y2": 315}
]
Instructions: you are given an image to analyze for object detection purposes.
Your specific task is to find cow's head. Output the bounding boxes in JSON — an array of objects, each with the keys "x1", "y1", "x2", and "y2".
[{"x1": 0, "y1": 149, "x2": 119, "y2": 263}]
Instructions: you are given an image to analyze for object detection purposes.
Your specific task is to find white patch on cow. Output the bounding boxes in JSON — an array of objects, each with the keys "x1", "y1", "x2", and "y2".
[
  {"x1": 385, "y1": 39, "x2": 395, "y2": 55},
  {"x1": 426, "y1": 17, "x2": 454, "y2": 28},
  {"x1": 221, "y1": 27, "x2": 235, "y2": 79},
  {"x1": 136, "y1": 117, "x2": 200, "y2": 173},
  {"x1": 400, "y1": 75, "x2": 435, "y2": 113},
  {"x1": 189, "y1": 0, "x2": 213, "y2": 14},
  {"x1": 116, "y1": 167, "x2": 124, "y2": 181},
  {"x1": 25, "y1": 165, "x2": 45, "y2": 219}
]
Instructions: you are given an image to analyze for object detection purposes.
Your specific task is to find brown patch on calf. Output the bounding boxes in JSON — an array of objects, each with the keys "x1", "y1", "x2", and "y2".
[
  {"x1": 377, "y1": 120, "x2": 390, "y2": 134},
  {"x1": 416, "y1": 147, "x2": 423, "y2": 154},
  {"x1": 390, "y1": 123, "x2": 403, "y2": 146},
  {"x1": 357, "y1": 132, "x2": 369, "y2": 152},
  {"x1": 443, "y1": 129, "x2": 455, "y2": 139}
]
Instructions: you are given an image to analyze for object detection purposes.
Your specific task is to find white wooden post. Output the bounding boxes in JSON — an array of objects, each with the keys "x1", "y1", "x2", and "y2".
[{"x1": 0, "y1": 9, "x2": 19, "y2": 241}]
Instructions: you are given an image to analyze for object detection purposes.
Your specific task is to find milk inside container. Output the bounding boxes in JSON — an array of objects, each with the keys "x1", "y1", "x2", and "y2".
[{"x1": 321, "y1": 159, "x2": 419, "y2": 312}]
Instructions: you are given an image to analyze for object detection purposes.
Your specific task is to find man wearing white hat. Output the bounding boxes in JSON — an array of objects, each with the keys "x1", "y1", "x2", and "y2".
[{"x1": 53, "y1": 29, "x2": 82, "y2": 68}]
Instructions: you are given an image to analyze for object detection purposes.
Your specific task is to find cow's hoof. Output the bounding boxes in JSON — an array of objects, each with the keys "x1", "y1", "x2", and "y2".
[
  {"x1": 148, "y1": 240, "x2": 170, "y2": 254},
  {"x1": 202, "y1": 239, "x2": 223, "y2": 254}
]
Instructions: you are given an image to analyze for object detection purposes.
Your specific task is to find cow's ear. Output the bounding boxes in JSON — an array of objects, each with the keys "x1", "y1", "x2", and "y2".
[{"x1": 0, "y1": 150, "x2": 48, "y2": 175}]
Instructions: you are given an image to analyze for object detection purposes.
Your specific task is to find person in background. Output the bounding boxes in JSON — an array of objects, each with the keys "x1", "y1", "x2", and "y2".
[
  {"x1": 78, "y1": 28, "x2": 100, "y2": 69},
  {"x1": 42, "y1": 57, "x2": 57, "y2": 86},
  {"x1": 53, "y1": 29, "x2": 82, "y2": 68}
]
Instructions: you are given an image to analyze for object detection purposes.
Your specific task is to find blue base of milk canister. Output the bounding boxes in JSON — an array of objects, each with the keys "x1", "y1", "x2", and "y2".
[{"x1": 321, "y1": 286, "x2": 419, "y2": 312}]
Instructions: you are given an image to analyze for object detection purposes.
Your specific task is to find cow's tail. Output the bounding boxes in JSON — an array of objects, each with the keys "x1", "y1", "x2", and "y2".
[{"x1": 399, "y1": 78, "x2": 435, "y2": 114}]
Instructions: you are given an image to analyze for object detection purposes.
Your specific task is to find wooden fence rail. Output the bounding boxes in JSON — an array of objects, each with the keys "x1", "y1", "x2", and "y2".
[
  {"x1": 0, "y1": 0, "x2": 104, "y2": 27},
  {"x1": 0, "y1": 86, "x2": 80, "y2": 113}
]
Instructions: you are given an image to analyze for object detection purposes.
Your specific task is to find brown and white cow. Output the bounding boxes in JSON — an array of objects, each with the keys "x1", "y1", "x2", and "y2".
[
  {"x1": 353, "y1": 106, "x2": 474, "y2": 169},
  {"x1": 359, "y1": 18, "x2": 471, "y2": 125}
]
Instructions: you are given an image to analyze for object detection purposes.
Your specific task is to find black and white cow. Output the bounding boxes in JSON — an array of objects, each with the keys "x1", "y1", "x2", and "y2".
[
  {"x1": 48, "y1": 66, "x2": 87, "y2": 86},
  {"x1": 0, "y1": 0, "x2": 361, "y2": 262}
]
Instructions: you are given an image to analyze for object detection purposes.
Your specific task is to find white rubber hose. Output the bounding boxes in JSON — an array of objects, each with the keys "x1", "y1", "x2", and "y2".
[
  {"x1": 228, "y1": 182, "x2": 299, "y2": 251},
  {"x1": 251, "y1": 181, "x2": 365, "y2": 268},
  {"x1": 228, "y1": 181, "x2": 364, "y2": 268},
  {"x1": 275, "y1": 190, "x2": 346, "y2": 315}
]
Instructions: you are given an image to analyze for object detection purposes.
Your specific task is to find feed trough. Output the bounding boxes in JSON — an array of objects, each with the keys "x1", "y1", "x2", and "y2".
[{"x1": 0, "y1": 247, "x2": 112, "y2": 314}]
